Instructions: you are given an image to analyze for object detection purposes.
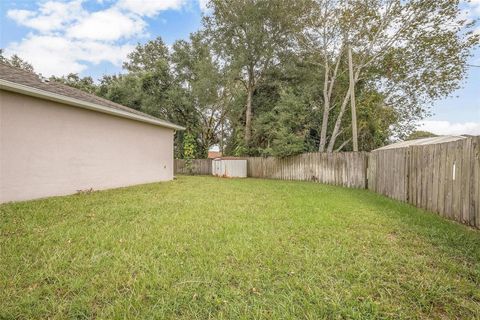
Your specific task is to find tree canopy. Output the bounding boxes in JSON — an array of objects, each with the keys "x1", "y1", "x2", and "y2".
[
  {"x1": 406, "y1": 130, "x2": 438, "y2": 141},
  {"x1": 0, "y1": 49, "x2": 34, "y2": 73}
]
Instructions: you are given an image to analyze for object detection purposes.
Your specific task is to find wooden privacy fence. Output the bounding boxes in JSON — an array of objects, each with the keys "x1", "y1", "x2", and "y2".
[
  {"x1": 175, "y1": 152, "x2": 368, "y2": 188},
  {"x1": 174, "y1": 159, "x2": 212, "y2": 175},
  {"x1": 247, "y1": 152, "x2": 368, "y2": 188},
  {"x1": 368, "y1": 137, "x2": 480, "y2": 228}
]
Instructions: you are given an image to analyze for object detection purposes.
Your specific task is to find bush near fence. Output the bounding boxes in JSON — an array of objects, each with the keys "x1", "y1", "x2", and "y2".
[{"x1": 174, "y1": 137, "x2": 480, "y2": 228}]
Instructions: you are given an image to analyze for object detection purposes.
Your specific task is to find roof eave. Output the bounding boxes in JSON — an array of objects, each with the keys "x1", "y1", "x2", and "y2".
[
  {"x1": 0, "y1": 79, "x2": 186, "y2": 131},
  {"x1": 373, "y1": 135, "x2": 468, "y2": 151}
]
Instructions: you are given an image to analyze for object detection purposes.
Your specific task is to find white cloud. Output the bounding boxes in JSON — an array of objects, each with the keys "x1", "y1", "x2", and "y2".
[
  {"x1": 462, "y1": 0, "x2": 480, "y2": 36},
  {"x1": 198, "y1": 0, "x2": 209, "y2": 12},
  {"x1": 116, "y1": 0, "x2": 187, "y2": 17},
  {"x1": 5, "y1": 34, "x2": 134, "y2": 76},
  {"x1": 4, "y1": 0, "x2": 195, "y2": 76},
  {"x1": 7, "y1": 1, "x2": 85, "y2": 33},
  {"x1": 418, "y1": 120, "x2": 480, "y2": 136},
  {"x1": 67, "y1": 8, "x2": 146, "y2": 41},
  {"x1": 467, "y1": 0, "x2": 480, "y2": 15}
]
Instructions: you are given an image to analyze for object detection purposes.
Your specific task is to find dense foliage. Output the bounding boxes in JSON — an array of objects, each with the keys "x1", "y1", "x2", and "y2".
[{"x1": 2, "y1": 0, "x2": 478, "y2": 157}]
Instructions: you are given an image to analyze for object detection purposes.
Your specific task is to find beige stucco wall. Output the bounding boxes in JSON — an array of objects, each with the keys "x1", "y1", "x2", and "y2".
[{"x1": 0, "y1": 90, "x2": 174, "y2": 203}]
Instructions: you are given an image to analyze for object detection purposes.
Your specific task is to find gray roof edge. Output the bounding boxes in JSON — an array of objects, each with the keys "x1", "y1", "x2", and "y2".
[
  {"x1": 0, "y1": 78, "x2": 185, "y2": 131},
  {"x1": 373, "y1": 135, "x2": 471, "y2": 151}
]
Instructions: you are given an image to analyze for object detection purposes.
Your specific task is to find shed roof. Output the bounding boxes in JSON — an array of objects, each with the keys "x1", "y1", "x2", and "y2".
[
  {"x1": 374, "y1": 135, "x2": 468, "y2": 151},
  {"x1": 0, "y1": 63, "x2": 185, "y2": 130}
]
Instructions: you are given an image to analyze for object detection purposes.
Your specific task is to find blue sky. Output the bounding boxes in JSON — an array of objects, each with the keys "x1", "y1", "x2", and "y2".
[{"x1": 1, "y1": 0, "x2": 479, "y2": 135}]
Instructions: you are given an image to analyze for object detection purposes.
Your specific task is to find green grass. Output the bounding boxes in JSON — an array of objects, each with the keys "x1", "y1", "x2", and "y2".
[{"x1": 1, "y1": 176, "x2": 480, "y2": 319}]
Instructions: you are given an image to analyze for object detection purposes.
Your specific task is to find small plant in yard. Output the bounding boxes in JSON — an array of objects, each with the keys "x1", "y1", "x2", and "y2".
[{"x1": 1, "y1": 176, "x2": 479, "y2": 319}]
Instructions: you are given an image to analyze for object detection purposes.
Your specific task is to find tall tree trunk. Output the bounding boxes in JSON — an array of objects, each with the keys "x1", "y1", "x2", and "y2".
[
  {"x1": 244, "y1": 85, "x2": 253, "y2": 144},
  {"x1": 348, "y1": 46, "x2": 358, "y2": 152},
  {"x1": 319, "y1": 63, "x2": 330, "y2": 152},
  {"x1": 327, "y1": 89, "x2": 350, "y2": 152},
  {"x1": 220, "y1": 118, "x2": 224, "y2": 154},
  {"x1": 327, "y1": 65, "x2": 360, "y2": 153}
]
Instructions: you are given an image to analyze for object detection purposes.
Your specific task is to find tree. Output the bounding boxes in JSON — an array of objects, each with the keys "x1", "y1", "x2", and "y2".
[
  {"x1": 348, "y1": 45, "x2": 358, "y2": 151},
  {"x1": 255, "y1": 87, "x2": 312, "y2": 157},
  {"x1": 406, "y1": 130, "x2": 437, "y2": 141},
  {"x1": 302, "y1": 0, "x2": 479, "y2": 152},
  {"x1": 0, "y1": 49, "x2": 34, "y2": 72},
  {"x1": 97, "y1": 74, "x2": 144, "y2": 110},
  {"x1": 247, "y1": 51, "x2": 396, "y2": 155},
  {"x1": 204, "y1": 0, "x2": 309, "y2": 148},
  {"x1": 171, "y1": 32, "x2": 235, "y2": 157},
  {"x1": 49, "y1": 73, "x2": 97, "y2": 94},
  {"x1": 123, "y1": 38, "x2": 170, "y2": 73}
]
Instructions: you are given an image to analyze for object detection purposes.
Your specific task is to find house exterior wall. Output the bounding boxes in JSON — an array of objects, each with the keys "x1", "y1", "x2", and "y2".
[{"x1": 0, "y1": 90, "x2": 174, "y2": 203}]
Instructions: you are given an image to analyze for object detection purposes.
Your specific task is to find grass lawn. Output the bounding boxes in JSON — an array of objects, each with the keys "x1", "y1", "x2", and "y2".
[{"x1": 1, "y1": 176, "x2": 480, "y2": 319}]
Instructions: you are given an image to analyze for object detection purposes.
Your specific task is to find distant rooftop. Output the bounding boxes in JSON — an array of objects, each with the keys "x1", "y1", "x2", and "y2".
[{"x1": 374, "y1": 135, "x2": 470, "y2": 151}]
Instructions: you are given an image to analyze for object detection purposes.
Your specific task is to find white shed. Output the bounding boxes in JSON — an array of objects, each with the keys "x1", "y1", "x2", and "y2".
[{"x1": 212, "y1": 158, "x2": 247, "y2": 178}]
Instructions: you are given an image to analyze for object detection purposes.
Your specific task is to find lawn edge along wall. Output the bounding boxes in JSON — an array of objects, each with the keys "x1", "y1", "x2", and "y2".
[{"x1": 175, "y1": 136, "x2": 480, "y2": 229}]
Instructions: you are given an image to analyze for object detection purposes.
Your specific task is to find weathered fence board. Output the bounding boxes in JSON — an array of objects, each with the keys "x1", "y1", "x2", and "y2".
[
  {"x1": 246, "y1": 152, "x2": 368, "y2": 188},
  {"x1": 174, "y1": 159, "x2": 212, "y2": 175},
  {"x1": 368, "y1": 137, "x2": 480, "y2": 228},
  {"x1": 175, "y1": 153, "x2": 368, "y2": 188},
  {"x1": 368, "y1": 148, "x2": 409, "y2": 202}
]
